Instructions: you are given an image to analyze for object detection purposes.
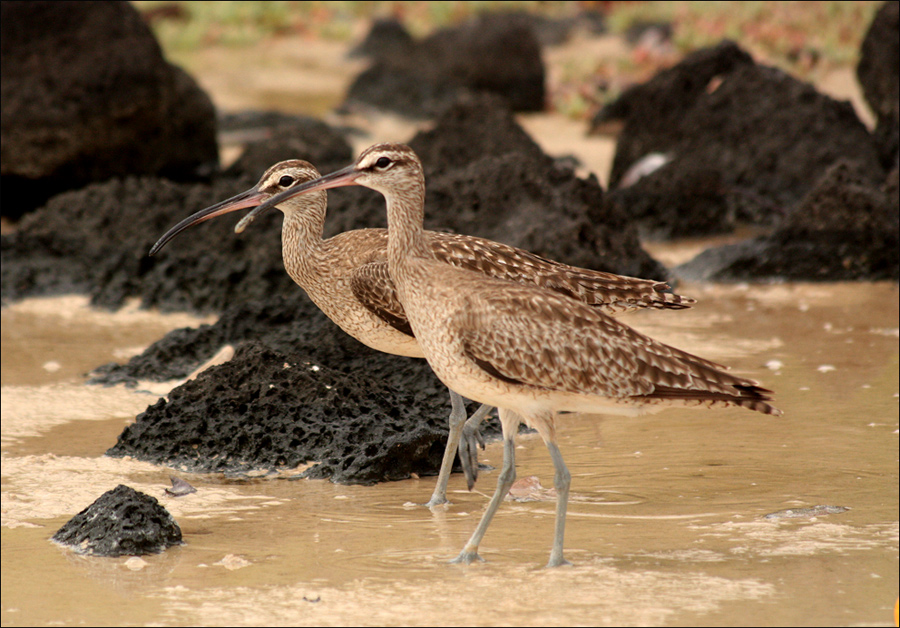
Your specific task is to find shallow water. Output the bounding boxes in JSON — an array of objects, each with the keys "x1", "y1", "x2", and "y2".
[{"x1": 2, "y1": 281, "x2": 897, "y2": 627}]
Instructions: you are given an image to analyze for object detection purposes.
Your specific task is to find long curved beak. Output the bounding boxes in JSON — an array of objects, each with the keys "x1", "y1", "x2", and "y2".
[
  {"x1": 149, "y1": 187, "x2": 267, "y2": 256},
  {"x1": 234, "y1": 164, "x2": 362, "y2": 234}
]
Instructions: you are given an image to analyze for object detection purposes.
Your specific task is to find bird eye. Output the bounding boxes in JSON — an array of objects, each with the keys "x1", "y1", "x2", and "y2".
[
  {"x1": 278, "y1": 175, "x2": 294, "y2": 187},
  {"x1": 374, "y1": 157, "x2": 392, "y2": 169}
]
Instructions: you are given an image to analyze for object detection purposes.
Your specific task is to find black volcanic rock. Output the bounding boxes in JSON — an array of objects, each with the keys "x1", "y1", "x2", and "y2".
[
  {"x1": 0, "y1": 1, "x2": 217, "y2": 218},
  {"x1": 219, "y1": 112, "x2": 354, "y2": 179},
  {"x1": 410, "y1": 94, "x2": 547, "y2": 168},
  {"x1": 677, "y1": 162, "x2": 899, "y2": 281},
  {"x1": 105, "y1": 341, "x2": 458, "y2": 484},
  {"x1": 1, "y1": 173, "x2": 289, "y2": 313},
  {"x1": 857, "y1": 1, "x2": 899, "y2": 170},
  {"x1": 594, "y1": 41, "x2": 884, "y2": 238},
  {"x1": 591, "y1": 40, "x2": 754, "y2": 146},
  {"x1": 344, "y1": 12, "x2": 545, "y2": 117},
  {"x1": 52, "y1": 485, "x2": 182, "y2": 557}
]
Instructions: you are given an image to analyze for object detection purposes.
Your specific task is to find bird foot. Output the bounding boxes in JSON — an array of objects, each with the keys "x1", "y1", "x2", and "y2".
[
  {"x1": 545, "y1": 555, "x2": 572, "y2": 568},
  {"x1": 449, "y1": 549, "x2": 485, "y2": 565},
  {"x1": 423, "y1": 494, "x2": 450, "y2": 508}
]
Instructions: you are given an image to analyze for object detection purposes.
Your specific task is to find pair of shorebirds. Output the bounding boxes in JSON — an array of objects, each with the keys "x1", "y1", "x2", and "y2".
[{"x1": 151, "y1": 142, "x2": 780, "y2": 568}]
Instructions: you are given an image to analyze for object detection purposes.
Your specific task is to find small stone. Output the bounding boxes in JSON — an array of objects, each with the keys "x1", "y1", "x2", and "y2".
[{"x1": 52, "y1": 485, "x2": 182, "y2": 557}]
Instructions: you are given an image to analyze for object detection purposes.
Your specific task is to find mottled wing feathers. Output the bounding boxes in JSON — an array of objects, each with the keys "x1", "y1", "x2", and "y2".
[
  {"x1": 429, "y1": 233, "x2": 694, "y2": 315},
  {"x1": 338, "y1": 227, "x2": 692, "y2": 343},
  {"x1": 455, "y1": 283, "x2": 780, "y2": 415},
  {"x1": 459, "y1": 291, "x2": 654, "y2": 397},
  {"x1": 350, "y1": 261, "x2": 415, "y2": 338},
  {"x1": 636, "y1": 384, "x2": 780, "y2": 415}
]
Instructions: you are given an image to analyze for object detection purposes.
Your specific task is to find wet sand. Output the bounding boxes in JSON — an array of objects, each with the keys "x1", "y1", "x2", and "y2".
[{"x1": 2, "y1": 281, "x2": 897, "y2": 626}]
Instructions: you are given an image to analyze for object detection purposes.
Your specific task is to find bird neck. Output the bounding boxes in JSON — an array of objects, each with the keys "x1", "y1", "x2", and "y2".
[
  {"x1": 384, "y1": 173, "x2": 433, "y2": 276},
  {"x1": 280, "y1": 201, "x2": 327, "y2": 288}
]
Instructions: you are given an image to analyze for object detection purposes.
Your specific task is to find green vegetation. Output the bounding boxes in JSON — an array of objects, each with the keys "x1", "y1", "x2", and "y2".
[
  {"x1": 606, "y1": 1, "x2": 881, "y2": 68},
  {"x1": 134, "y1": 1, "x2": 883, "y2": 119},
  {"x1": 137, "y1": 1, "x2": 879, "y2": 67},
  {"x1": 134, "y1": 1, "x2": 575, "y2": 48}
]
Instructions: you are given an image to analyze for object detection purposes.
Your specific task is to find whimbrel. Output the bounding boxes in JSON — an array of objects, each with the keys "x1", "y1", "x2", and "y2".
[
  {"x1": 246, "y1": 144, "x2": 782, "y2": 567},
  {"x1": 152, "y1": 160, "x2": 694, "y2": 508}
]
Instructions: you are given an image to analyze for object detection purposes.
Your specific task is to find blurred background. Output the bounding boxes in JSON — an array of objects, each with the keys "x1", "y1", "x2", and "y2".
[{"x1": 1, "y1": 3, "x2": 897, "y2": 627}]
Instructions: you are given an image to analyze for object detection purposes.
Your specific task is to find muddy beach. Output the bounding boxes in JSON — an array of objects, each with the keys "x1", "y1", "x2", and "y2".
[{"x1": 2, "y1": 3, "x2": 898, "y2": 626}]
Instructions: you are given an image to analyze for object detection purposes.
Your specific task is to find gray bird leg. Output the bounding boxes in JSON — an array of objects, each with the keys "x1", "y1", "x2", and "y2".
[
  {"x1": 450, "y1": 434, "x2": 517, "y2": 564},
  {"x1": 458, "y1": 403, "x2": 492, "y2": 490},
  {"x1": 545, "y1": 440, "x2": 572, "y2": 568},
  {"x1": 425, "y1": 389, "x2": 470, "y2": 507}
]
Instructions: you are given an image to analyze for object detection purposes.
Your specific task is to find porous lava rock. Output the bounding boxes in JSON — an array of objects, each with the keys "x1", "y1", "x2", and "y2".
[
  {"x1": 0, "y1": 173, "x2": 289, "y2": 313},
  {"x1": 105, "y1": 341, "x2": 457, "y2": 484},
  {"x1": 344, "y1": 12, "x2": 545, "y2": 117},
  {"x1": 857, "y1": 1, "x2": 899, "y2": 170},
  {"x1": 0, "y1": 1, "x2": 217, "y2": 218},
  {"x1": 676, "y1": 162, "x2": 899, "y2": 282},
  {"x1": 52, "y1": 485, "x2": 182, "y2": 557},
  {"x1": 593, "y1": 40, "x2": 884, "y2": 238}
]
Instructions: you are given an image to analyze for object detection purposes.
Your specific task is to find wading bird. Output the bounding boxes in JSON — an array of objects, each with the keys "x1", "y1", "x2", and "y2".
[
  {"x1": 152, "y1": 159, "x2": 694, "y2": 508},
  {"x1": 243, "y1": 144, "x2": 780, "y2": 566}
]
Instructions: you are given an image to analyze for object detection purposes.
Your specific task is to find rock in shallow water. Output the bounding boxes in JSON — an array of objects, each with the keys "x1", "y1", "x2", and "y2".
[
  {"x1": 52, "y1": 485, "x2": 182, "y2": 557},
  {"x1": 105, "y1": 341, "x2": 463, "y2": 484}
]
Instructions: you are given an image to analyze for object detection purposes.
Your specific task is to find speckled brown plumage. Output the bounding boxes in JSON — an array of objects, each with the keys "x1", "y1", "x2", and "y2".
[
  {"x1": 150, "y1": 157, "x2": 696, "y2": 509},
  {"x1": 441, "y1": 272, "x2": 778, "y2": 414},
  {"x1": 246, "y1": 143, "x2": 781, "y2": 568}
]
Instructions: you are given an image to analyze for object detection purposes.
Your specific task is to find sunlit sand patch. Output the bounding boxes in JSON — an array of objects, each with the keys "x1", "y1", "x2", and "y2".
[
  {"x1": 1, "y1": 453, "x2": 286, "y2": 527},
  {"x1": 630, "y1": 548, "x2": 728, "y2": 563},
  {"x1": 0, "y1": 383, "x2": 156, "y2": 446},
  {"x1": 690, "y1": 519, "x2": 899, "y2": 557},
  {"x1": 134, "y1": 344, "x2": 237, "y2": 397},
  {"x1": 150, "y1": 559, "x2": 774, "y2": 627},
  {"x1": 3, "y1": 295, "x2": 214, "y2": 327}
]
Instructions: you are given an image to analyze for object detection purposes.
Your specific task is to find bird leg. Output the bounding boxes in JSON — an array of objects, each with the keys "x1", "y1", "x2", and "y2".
[
  {"x1": 545, "y1": 440, "x2": 572, "y2": 567},
  {"x1": 425, "y1": 389, "x2": 469, "y2": 507},
  {"x1": 458, "y1": 403, "x2": 492, "y2": 490},
  {"x1": 450, "y1": 432, "x2": 517, "y2": 564}
]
